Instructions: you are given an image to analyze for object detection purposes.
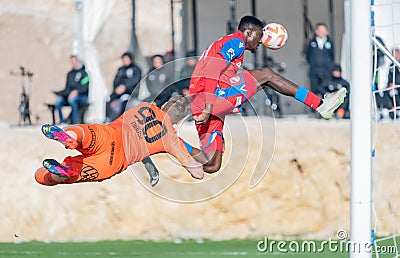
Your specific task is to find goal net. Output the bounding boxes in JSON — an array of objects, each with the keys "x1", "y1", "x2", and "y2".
[{"x1": 371, "y1": 0, "x2": 400, "y2": 257}]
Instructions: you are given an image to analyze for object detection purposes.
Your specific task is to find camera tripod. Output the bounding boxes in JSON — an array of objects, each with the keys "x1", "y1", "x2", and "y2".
[{"x1": 11, "y1": 66, "x2": 34, "y2": 126}]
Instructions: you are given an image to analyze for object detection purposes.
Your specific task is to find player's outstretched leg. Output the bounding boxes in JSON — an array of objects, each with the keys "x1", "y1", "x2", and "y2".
[
  {"x1": 41, "y1": 124, "x2": 78, "y2": 149},
  {"x1": 42, "y1": 159, "x2": 79, "y2": 179},
  {"x1": 316, "y1": 87, "x2": 347, "y2": 119},
  {"x1": 249, "y1": 68, "x2": 347, "y2": 119}
]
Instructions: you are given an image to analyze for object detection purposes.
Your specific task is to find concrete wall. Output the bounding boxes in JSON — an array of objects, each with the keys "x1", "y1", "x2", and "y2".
[{"x1": 1, "y1": 118, "x2": 399, "y2": 242}]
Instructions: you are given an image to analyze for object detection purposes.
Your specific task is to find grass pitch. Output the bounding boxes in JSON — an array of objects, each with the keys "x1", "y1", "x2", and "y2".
[{"x1": 0, "y1": 239, "x2": 352, "y2": 257}]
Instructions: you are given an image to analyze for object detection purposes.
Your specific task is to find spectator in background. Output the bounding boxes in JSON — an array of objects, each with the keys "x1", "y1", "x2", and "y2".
[
  {"x1": 373, "y1": 36, "x2": 386, "y2": 72},
  {"x1": 105, "y1": 52, "x2": 142, "y2": 123},
  {"x1": 174, "y1": 50, "x2": 197, "y2": 97},
  {"x1": 164, "y1": 50, "x2": 175, "y2": 63},
  {"x1": 387, "y1": 48, "x2": 400, "y2": 88},
  {"x1": 320, "y1": 64, "x2": 350, "y2": 119},
  {"x1": 53, "y1": 55, "x2": 89, "y2": 124},
  {"x1": 372, "y1": 36, "x2": 387, "y2": 89},
  {"x1": 145, "y1": 54, "x2": 174, "y2": 107},
  {"x1": 383, "y1": 48, "x2": 400, "y2": 119},
  {"x1": 306, "y1": 22, "x2": 335, "y2": 96},
  {"x1": 374, "y1": 48, "x2": 400, "y2": 120}
]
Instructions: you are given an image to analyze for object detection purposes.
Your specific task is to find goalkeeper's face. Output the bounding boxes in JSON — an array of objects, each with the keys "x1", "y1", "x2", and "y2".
[{"x1": 245, "y1": 28, "x2": 263, "y2": 53}]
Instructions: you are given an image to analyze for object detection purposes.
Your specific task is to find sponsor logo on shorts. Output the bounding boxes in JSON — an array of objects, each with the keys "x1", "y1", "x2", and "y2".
[
  {"x1": 230, "y1": 75, "x2": 241, "y2": 84},
  {"x1": 80, "y1": 166, "x2": 99, "y2": 181}
]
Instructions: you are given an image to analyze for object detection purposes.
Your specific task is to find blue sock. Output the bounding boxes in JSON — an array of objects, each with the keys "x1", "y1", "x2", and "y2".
[
  {"x1": 294, "y1": 86, "x2": 322, "y2": 110},
  {"x1": 294, "y1": 86, "x2": 308, "y2": 103}
]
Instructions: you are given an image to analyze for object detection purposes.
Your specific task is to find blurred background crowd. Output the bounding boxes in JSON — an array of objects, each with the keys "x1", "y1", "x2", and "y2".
[{"x1": 1, "y1": 0, "x2": 398, "y2": 126}]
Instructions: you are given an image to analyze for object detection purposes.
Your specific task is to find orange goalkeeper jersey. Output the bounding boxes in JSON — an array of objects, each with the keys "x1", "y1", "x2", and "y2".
[
  {"x1": 114, "y1": 103, "x2": 194, "y2": 166},
  {"x1": 48, "y1": 103, "x2": 194, "y2": 184}
]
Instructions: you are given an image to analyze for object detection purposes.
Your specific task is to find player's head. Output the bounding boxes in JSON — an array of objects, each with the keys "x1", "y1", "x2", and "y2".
[
  {"x1": 70, "y1": 55, "x2": 82, "y2": 70},
  {"x1": 121, "y1": 52, "x2": 133, "y2": 67},
  {"x1": 151, "y1": 54, "x2": 165, "y2": 69},
  {"x1": 314, "y1": 22, "x2": 329, "y2": 38},
  {"x1": 161, "y1": 95, "x2": 191, "y2": 124},
  {"x1": 332, "y1": 64, "x2": 342, "y2": 78},
  {"x1": 238, "y1": 16, "x2": 264, "y2": 53}
]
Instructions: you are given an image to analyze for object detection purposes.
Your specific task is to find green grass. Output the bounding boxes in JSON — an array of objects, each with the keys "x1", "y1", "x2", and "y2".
[{"x1": 0, "y1": 239, "x2": 355, "y2": 258}]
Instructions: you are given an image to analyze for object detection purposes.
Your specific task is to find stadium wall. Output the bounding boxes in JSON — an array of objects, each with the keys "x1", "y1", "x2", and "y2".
[{"x1": 1, "y1": 118, "x2": 399, "y2": 242}]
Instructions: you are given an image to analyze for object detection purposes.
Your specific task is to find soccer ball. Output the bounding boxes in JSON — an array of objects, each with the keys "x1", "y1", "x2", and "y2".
[{"x1": 262, "y1": 23, "x2": 288, "y2": 50}]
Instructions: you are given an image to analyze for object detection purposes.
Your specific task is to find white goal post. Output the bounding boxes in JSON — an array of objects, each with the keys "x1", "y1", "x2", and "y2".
[{"x1": 350, "y1": 0, "x2": 373, "y2": 257}]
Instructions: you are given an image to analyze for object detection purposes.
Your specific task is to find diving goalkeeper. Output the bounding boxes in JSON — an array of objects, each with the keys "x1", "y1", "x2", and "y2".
[{"x1": 35, "y1": 96, "x2": 204, "y2": 186}]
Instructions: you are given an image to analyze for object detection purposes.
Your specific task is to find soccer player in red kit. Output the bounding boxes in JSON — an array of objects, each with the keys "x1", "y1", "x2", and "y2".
[{"x1": 188, "y1": 15, "x2": 346, "y2": 173}]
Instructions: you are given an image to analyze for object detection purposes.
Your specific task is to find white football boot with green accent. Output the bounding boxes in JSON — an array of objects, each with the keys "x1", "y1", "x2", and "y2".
[{"x1": 317, "y1": 87, "x2": 347, "y2": 119}]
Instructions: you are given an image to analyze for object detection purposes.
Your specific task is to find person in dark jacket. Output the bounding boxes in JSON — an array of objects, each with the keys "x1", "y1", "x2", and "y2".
[
  {"x1": 53, "y1": 55, "x2": 89, "y2": 124},
  {"x1": 387, "y1": 48, "x2": 400, "y2": 88},
  {"x1": 144, "y1": 54, "x2": 174, "y2": 107},
  {"x1": 105, "y1": 52, "x2": 142, "y2": 122},
  {"x1": 320, "y1": 64, "x2": 350, "y2": 118},
  {"x1": 173, "y1": 51, "x2": 197, "y2": 97},
  {"x1": 377, "y1": 48, "x2": 400, "y2": 119},
  {"x1": 306, "y1": 22, "x2": 335, "y2": 96}
]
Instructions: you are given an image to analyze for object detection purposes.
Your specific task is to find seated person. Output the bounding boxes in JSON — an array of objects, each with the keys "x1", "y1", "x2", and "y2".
[
  {"x1": 387, "y1": 48, "x2": 400, "y2": 87},
  {"x1": 319, "y1": 64, "x2": 350, "y2": 118},
  {"x1": 173, "y1": 50, "x2": 197, "y2": 97},
  {"x1": 144, "y1": 54, "x2": 174, "y2": 107},
  {"x1": 105, "y1": 52, "x2": 142, "y2": 123},
  {"x1": 53, "y1": 55, "x2": 89, "y2": 124},
  {"x1": 380, "y1": 48, "x2": 400, "y2": 119}
]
